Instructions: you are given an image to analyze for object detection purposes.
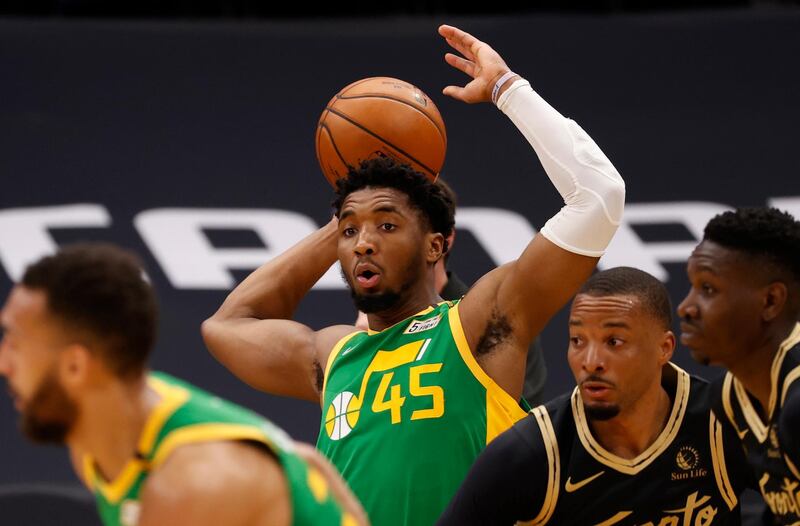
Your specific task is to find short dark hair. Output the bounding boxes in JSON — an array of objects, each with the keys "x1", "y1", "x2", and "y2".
[
  {"x1": 21, "y1": 243, "x2": 158, "y2": 378},
  {"x1": 703, "y1": 207, "x2": 800, "y2": 286},
  {"x1": 578, "y1": 267, "x2": 672, "y2": 330},
  {"x1": 332, "y1": 157, "x2": 455, "y2": 253}
]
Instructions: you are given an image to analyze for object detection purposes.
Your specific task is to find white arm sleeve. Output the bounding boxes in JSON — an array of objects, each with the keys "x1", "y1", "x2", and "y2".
[{"x1": 497, "y1": 79, "x2": 625, "y2": 257}]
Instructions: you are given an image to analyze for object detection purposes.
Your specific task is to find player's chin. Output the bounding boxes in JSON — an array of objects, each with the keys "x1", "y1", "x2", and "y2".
[{"x1": 583, "y1": 401, "x2": 620, "y2": 421}]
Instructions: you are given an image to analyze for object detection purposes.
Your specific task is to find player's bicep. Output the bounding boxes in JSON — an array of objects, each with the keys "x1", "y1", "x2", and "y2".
[
  {"x1": 499, "y1": 235, "x2": 598, "y2": 343},
  {"x1": 202, "y1": 316, "x2": 345, "y2": 402},
  {"x1": 436, "y1": 414, "x2": 550, "y2": 526}
]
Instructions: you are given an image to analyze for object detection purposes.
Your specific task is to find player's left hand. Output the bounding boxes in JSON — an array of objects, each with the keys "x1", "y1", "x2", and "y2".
[{"x1": 439, "y1": 24, "x2": 516, "y2": 104}]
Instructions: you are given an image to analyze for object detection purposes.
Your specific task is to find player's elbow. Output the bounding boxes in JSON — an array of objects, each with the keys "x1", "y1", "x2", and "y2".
[{"x1": 200, "y1": 317, "x2": 226, "y2": 358}]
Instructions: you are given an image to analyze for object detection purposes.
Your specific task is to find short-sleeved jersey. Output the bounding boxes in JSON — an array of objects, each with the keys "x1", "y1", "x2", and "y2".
[
  {"x1": 81, "y1": 372, "x2": 355, "y2": 526},
  {"x1": 438, "y1": 363, "x2": 753, "y2": 525},
  {"x1": 316, "y1": 300, "x2": 528, "y2": 526},
  {"x1": 715, "y1": 323, "x2": 800, "y2": 524}
]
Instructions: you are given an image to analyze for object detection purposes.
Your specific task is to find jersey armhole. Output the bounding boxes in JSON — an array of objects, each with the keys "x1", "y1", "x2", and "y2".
[
  {"x1": 517, "y1": 406, "x2": 560, "y2": 526},
  {"x1": 320, "y1": 330, "x2": 364, "y2": 406}
]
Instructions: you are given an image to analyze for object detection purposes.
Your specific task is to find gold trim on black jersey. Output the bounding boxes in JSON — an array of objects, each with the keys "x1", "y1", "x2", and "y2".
[
  {"x1": 519, "y1": 406, "x2": 560, "y2": 526},
  {"x1": 781, "y1": 364, "x2": 800, "y2": 407},
  {"x1": 570, "y1": 363, "x2": 690, "y2": 475},
  {"x1": 729, "y1": 323, "x2": 800, "y2": 444},
  {"x1": 709, "y1": 411, "x2": 738, "y2": 510}
]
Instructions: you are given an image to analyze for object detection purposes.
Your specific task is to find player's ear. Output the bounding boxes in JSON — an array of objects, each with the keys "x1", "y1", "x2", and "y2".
[
  {"x1": 658, "y1": 330, "x2": 675, "y2": 365},
  {"x1": 58, "y1": 343, "x2": 92, "y2": 391},
  {"x1": 426, "y1": 232, "x2": 445, "y2": 264},
  {"x1": 762, "y1": 281, "x2": 788, "y2": 322}
]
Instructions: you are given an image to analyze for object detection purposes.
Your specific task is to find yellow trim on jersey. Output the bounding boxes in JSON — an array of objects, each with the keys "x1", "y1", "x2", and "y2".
[
  {"x1": 785, "y1": 454, "x2": 800, "y2": 481},
  {"x1": 518, "y1": 406, "x2": 560, "y2": 526},
  {"x1": 140, "y1": 376, "x2": 190, "y2": 454},
  {"x1": 151, "y1": 423, "x2": 273, "y2": 468},
  {"x1": 322, "y1": 330, "x2": 364, "y2": 404},
  {"x1": 82, "y1": 374, "x2": 190, "y2": 504},
  {"x1": 571, "y1": 363, "x2": 690, "y2": 475},
  {"x1": 721, "y1": 373, "x2": 745, "y2": 437},
  {"x1": 781, "y1": 365, "x2": 800, "y2": 407},
  {"x1": 733, "y1": 323, "x2": 800, "y2": 443},
  {"x1": 365, "y1": 305, "x2": 437, "y2": 336},
  {"x1": 448, "y1": 302, "x2": 527, "y2": 443},
  {"x1": 709, "y1": 412, "x2": 738, "y2": 510}
]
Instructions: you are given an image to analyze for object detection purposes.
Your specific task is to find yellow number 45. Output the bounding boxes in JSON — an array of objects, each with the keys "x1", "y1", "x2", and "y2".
[{"x1": 372, "y1": 363, "x2": 444, "y2": 424}]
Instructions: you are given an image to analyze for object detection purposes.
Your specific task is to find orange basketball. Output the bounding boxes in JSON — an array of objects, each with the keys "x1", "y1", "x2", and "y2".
[{"x1": 315, "y1": 77, "x2": 447, "y2": 187}]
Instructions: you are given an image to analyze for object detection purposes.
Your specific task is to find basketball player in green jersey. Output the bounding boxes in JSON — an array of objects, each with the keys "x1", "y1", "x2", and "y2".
[
  {"x1": 0, "y1": 244, "x2": 366, "y2": 526},
  {"x1": 203, "y1": 24, "x2": 626, "y2": 526}
]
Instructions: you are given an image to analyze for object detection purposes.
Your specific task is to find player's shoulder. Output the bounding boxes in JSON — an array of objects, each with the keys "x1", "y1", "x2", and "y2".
[{"x1": 144, "y1": 441, "x2": 283, "y2": 507}]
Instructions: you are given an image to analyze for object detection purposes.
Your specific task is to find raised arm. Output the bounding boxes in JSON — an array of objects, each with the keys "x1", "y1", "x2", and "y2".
[
  {"x1": 202, "y1": 217, "x2": 355, "y2": 402},
  {"x1": 440, "y1": 24, "x2": 625, "y2": 360}
]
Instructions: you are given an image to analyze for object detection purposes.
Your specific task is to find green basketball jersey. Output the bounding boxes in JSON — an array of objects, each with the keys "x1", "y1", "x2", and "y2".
[
  {"x1": 82, "y1": 372, "x2": 356, "y2": 526},
  {"x1": 317, "y1": 300, "x2": 528, "y2": 526}
]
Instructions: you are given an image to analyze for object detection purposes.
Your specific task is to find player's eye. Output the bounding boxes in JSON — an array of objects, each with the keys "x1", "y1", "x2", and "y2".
[
  {"x1": 380, "y1": 223, "x2": 396, "y2": 232},
  {"x1": 342, "y1": 227, "x2": 357, "y2": 237},
  {"x1": 701, "y1": 283, "x2": 715, "y2": 295},
  {"x1": 608, "y1": 337, "x2": 624, "y2": 347},
  {"x1": 569, "y1": 336, "x2": 582, "y2": 346}
]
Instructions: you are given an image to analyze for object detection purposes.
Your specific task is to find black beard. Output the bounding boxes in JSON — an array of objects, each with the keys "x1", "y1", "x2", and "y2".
[
  {"x1": 584, "y1": 404, "x2": 620, "y2": 421},
  {"x1": 352, "y1": 289, "x2": 402, "y2": 313},
  {"x1": 20, "y1": 370, "x2": 78, "y2": 444},
  {"x1": 342, "y1": 250, "x2": 425, "y2": 315}
]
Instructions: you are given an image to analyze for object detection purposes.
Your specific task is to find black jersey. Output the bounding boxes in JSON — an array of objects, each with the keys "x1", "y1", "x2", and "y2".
[
  {"x1": 715, "y1": 323, "x2": 800, "y2": 525},
  {"x1": 438, "y1": 364, "x2": 753, "y2": 525}
]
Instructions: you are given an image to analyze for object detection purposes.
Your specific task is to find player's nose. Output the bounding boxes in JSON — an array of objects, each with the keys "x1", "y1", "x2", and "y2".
[
  {"x1": 676, "y1": 294, "x2": 696, "y2": 320},
  {"x1": 354, "y1": 229, "x2": 377, "y2": 256},
  {"x1": 582, "y1": 342, "x2": 605, "y2": 372}
]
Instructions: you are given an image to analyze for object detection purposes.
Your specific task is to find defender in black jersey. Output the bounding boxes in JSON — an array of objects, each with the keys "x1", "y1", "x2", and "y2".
[
  {"x1": 438, "y1": 268, "x2": 752, "y2": 525},
  {"x1": 679, "y1": 207, "x2": 800, "y2": 524}
]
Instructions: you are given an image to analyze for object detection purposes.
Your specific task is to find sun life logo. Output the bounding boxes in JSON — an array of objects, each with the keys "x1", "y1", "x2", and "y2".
[
  {"x1": 676, "y1": 446, "x2": 700, "y2": 470},
  {"x1": 325, "y1": 391, "x2": 361, "y2": 440}
]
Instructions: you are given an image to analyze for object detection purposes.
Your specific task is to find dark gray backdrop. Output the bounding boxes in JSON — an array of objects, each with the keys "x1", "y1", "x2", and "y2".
[{"x1": 1, "y1": 11, "x2": 798, "y2": 488}]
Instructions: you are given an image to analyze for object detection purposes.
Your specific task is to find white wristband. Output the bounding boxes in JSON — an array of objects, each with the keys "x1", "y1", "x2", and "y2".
[{"x1": 491, "y1": 71, "x2": 518, "y2": 105}]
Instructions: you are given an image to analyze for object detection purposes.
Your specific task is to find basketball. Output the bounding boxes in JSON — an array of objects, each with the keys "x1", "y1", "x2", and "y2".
[{"x1": 315, "y1": 77, "x2": 447, "y2": 187}]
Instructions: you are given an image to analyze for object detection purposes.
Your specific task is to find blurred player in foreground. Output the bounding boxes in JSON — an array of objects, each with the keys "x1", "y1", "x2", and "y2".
[
  {"x1": 679, "y1": 207, "x2": 800, "y2": 525},
  {"x1": 203, "y1": 24, "x2": 625, "y2": 526},
  {"x1": 439, "y1": 267, "x2": 753, "y2": 525},
  {"x1": 0, "y1": 243, "x2": 366, "y2": 526}
]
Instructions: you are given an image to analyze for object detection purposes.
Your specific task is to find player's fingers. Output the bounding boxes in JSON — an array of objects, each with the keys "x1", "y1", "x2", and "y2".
[
  {"x1": 444, "y1": 34, "x2": 476, "y2": 61},
  {"x1": 442, "y1": 85, "x2": 466, "y2": 101},
  {"x1": 444, "y1": 53, "x2": 476, "y2": 77}
]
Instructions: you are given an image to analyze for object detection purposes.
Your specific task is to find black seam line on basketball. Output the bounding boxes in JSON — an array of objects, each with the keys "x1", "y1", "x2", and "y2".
[
  {"x1": 325, "y1": 107, "x2": 436, "y2": 177},
  {"x1": 336, "y1": 93, "x2": 446, "y2": 140},
  {"x1": 319, "y1": 122, "x2": 351, "y2": 170}
]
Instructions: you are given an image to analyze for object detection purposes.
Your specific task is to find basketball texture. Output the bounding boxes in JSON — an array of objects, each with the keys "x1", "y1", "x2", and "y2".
[{"x1": 316, "y1": 77, "x2": 447, "y2": 187}]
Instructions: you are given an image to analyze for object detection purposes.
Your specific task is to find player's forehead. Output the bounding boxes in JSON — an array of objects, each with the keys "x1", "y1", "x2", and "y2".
[
  {"x1": 340, "y1": 186, "x2": 414, "y2": 217},
  {"x1": 569, "y1": 293, "x2": 643, "y2": 328},
  {"x1": 1, "y1": 286, "x2": 49, "y2": 331},
  {"x1": 687, "y1": 240, "x2": 750, "y2": 278}
]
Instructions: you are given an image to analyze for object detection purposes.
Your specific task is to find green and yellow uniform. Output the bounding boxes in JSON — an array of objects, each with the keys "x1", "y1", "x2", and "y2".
[
  {"x1": 317, "y1": 300, "x2": 528, "y2": 526},
  {"x1": 81, "y1": 372, "x2": 355, "y2": 526}
]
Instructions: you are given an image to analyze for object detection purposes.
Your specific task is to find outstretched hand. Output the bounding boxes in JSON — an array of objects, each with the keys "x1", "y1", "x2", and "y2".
[{"x1": 439, "y1": 24, "x2": 515, "y2": 104}]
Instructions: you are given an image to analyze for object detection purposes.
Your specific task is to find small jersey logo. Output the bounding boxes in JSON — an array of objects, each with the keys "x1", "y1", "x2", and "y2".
[
  {"x1": 671, "y1": 446, "x2": 708, "y2": 481},
  {"x1": 564, "y1": 471, "x2": 604, "y2": 493},
  {"x1": 325, "y1": 391, "x2": 361, "y2": 440},
  {"x1": 120, "y1": 499, "x2": 141, "y2": 526},
  {"x1": 404, "y1": 315, "x2": 441, "y2": 335},
  {"x1": 676, "y1": 446, "x2": 700, "y2": 470}
]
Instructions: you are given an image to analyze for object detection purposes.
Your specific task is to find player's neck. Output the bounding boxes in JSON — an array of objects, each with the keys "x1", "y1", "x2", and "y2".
[
  {"x1": 367, "y1": 276, "x2": 442, "y2": 331},
  {"x1": 67, "y1": 375, "x2": 159, "y2": 482},
  {"x1": 590, "y1": 385, "x2": 671, "y2": 460},
  {"x1": 724, "y1": 319, "x2": 797, "y2": 416}
]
